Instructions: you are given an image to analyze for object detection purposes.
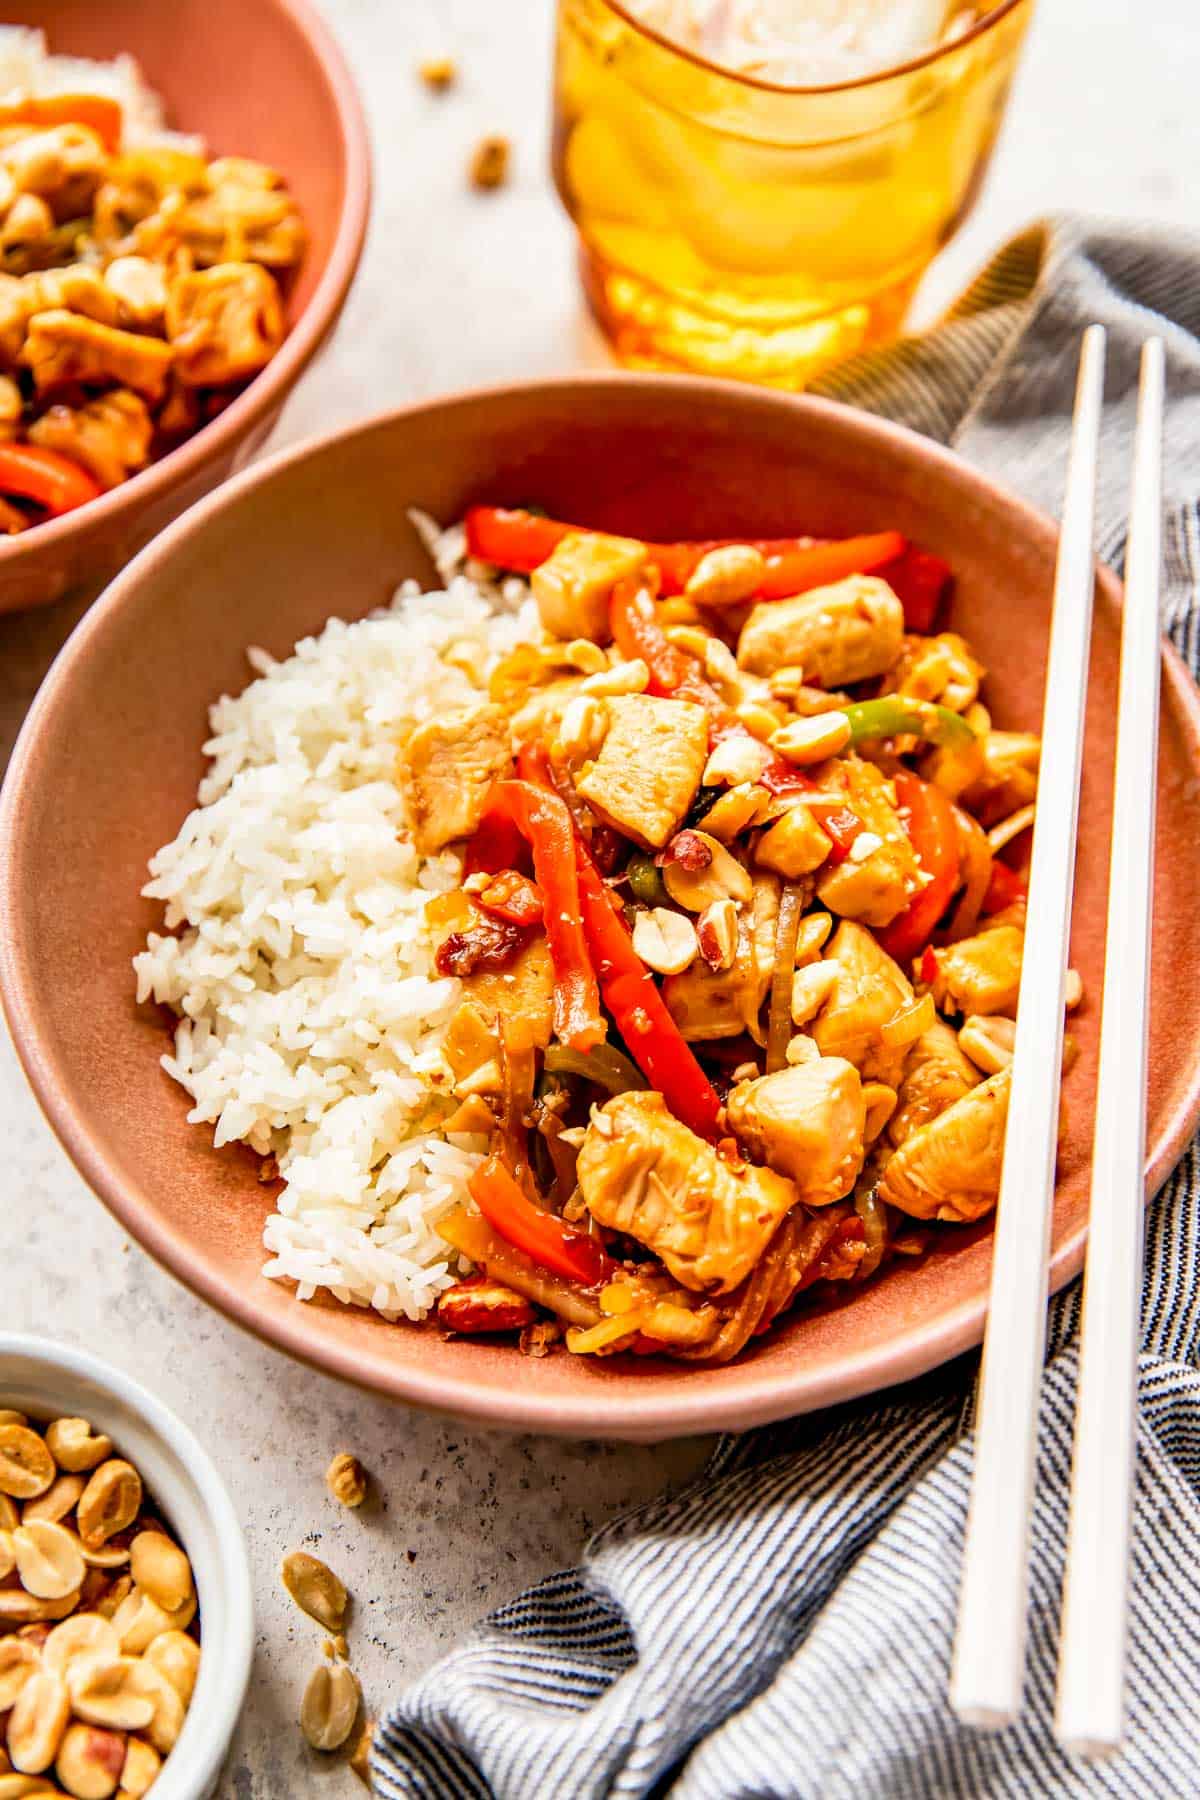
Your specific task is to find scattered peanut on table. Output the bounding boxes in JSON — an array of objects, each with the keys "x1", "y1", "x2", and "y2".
[
  {"x1": 0, "y1": 1408, "x2": 200, "y2": 1797},
  {"x1": 325, "y1": 1454, "x2": 369, "y2": 1510}
]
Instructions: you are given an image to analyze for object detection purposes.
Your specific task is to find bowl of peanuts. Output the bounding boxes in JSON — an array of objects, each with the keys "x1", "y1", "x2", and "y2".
[{"x1": 0, "y1": 1333, "x2": 252, "y2": 1799}]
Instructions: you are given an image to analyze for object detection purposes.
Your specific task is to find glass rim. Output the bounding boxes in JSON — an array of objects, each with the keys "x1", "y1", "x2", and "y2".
[{"x1": 593, "y1": 0, "x2": 1029, "y2": 96}]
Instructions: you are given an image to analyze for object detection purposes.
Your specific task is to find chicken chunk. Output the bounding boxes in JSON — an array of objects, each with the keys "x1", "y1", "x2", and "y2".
[
  {"x1": 663, "y1": 871, "x2": 778, "y2": 1043},
  {"x1": 28, "y1": 389, "x2": 153, "y2": 490},
  {"x1": 428, "y1": 892, "x2": 555, "y2": 1051},
  {"x1": 530, "y1": 531, "x2": 646, "y2": 644},
  {"x1": 577, "y1": 1090, "x2": 799, "y2": 1294},
  {"x1": 726, "y1": 1056, "x2": 865, "y2": 1206},
  {"x1": 754, "y1": 801, "x2": 832, "y2": 879},
  {"x1": 737, "y1": 575, "x2": 905, "y2": 687},
  {"x1": 815, "y1": 757, "x2": 920, "y2": 927},
  {"x1": 962, "y1": 731, "x2": 1041, "y2": 829},
  {"x1": 397, "y1": 702, "x2": 513, "y2": 855},
  {"x1": 878, "y1": 1065, "x2": 1010, "y2": 1222},
  {"x1": 575, "y1": 694, "x2": 708, "y2": 849},
  {"x1": 882, "y1": 631, "x2": 984, "y2": 713},
  {"x1": 20, "y1": 308, "x2": 173, "y2": 401},
  {"x1": 927, "y1": 925, "x2": 1023, "y2": 1018},
  {"x1": 812, "y1": 920, "x2": 914, "y2": 1087},
  {"x1": 0, "y1": 124, "x2": 106, "y2": 216},
  {"x1": 25, "y1": 265, "x2": 120, "y2": 326},
  {"x1": 165, "y1": 262, "x2": 284, "y2": 386},
  {"x1": 177, "y1": 158, "x2": 307, "y2": 270},
  {"x1": 888, "y1": 1020, "x2": 980, "y2": 1147}
]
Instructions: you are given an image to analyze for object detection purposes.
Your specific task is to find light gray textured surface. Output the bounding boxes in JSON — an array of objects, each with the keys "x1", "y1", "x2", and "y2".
[{"x1": 1, "y1": 1, "x2": 1197, "y2": 1793}]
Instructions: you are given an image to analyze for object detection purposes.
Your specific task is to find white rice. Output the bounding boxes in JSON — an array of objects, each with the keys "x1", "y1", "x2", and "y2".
[
  {"x1": 0, "y1": 26, "x2": 205, "y2": 154},
  {"x1": 133, "y1": 525, "x2": 539, "y2": 1322}
]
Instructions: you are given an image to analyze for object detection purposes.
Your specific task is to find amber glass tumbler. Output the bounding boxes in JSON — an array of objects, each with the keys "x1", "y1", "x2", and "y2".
[{"x1": 553, "y1": 0, "x2": 1033, "y2": 387}]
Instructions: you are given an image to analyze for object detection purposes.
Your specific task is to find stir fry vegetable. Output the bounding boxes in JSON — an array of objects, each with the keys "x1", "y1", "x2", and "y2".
[{"x1": 400, "y1": 500, "x2": 1050, "y2": 1368}]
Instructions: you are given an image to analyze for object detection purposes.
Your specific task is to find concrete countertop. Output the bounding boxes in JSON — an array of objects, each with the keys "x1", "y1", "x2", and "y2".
[{"x1": 2, "y1": 0, "x2": 1196, "y2": 1791}]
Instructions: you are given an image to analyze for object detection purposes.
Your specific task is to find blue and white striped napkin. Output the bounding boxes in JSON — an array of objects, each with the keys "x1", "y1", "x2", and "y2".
[{"x1": 373, "y1": 218, "x2": 1200, "y2": 1799}]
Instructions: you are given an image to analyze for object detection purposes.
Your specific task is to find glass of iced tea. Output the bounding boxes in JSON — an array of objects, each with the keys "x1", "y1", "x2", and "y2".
[{"x1": 552, "y1": 0, "x2": 1033, "y2": 386}]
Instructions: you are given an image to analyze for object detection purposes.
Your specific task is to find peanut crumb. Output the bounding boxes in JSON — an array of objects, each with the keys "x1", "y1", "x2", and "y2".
[
  {"x1": 470, "y1": 135, "x2": 510, "y2": 191},
  {"x1": 419, "y1": 56, "x2": 457, "y2": 90},
  {"x1": 348, "y1": 1712, "x2": 377, "y2": 1786},
  {"x1": 326, "y1": 1452, "x2": 369, "y2": 1509}
]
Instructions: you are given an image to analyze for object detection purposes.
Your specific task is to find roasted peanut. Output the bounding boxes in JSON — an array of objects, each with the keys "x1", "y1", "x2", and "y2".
[
  {"x1": 770, "y1": 710, "x2": 852, "y2": 764},
  {"x1": 76, "y1": 1465, "x2": 141, "y2": 1552},
  {"x1": 701, "y1": 734, "x2": 772, "y2": 788},
  {"x1": 109, "y1": 1588, "x2": 195, "y2": 1656},
  {"x1": 54, "y1": 1724, "x2": 126, "y2": 1800},
  {"x1": 631, "y1": 907, "x2": 699, "y2": 976},
  {"x1": 469, "y1": 135, "x2": 510, "y2": 191},
  {"x1": 65, "y1": 1657, "x2": 154, "y2": 1733},
  {"x1": 0, "y1": 1591, "x2": 79, "y2": 1627},
  {"x1": 347, "y1": 1712, "x2": 376, "y2": 1787},
  {"x1": 43, "y1": 1423, "x2": 111, "y2": 1477},
  {"x1": 0, "y1": 1412, "x2": 27, "y2": 1427},
  {"x1": 0, "y1": 1775, "x2": 58, "y2": 1796},
  {"x1": 790, "y1": 959, "x2": 840, "y2": 1026},
  {"x1": 325, "y1": 1454, "x2": 368, "y2": 1510},
  {"x1": 142, "y1": 1631, "x2": 199, "y2": 1706},
  {"x1": 124, "y1": 1664, "x2": 183, "y2": 1757},
  {"x1": 300, "y1": 1661, "x2": 361, "y2": 1752},
  {"x1": 0, "y1": 1494, "x2": 18, "y2": 1532},
  {"x1": 280, "y1": 1552, "x2": 347, "y2": 1633},
  {"x1": 127, "y1": 1535, "x2": 192, "y2": 1616},
  {"x1": 23, "y1": 1476, "x2": 85, "y2": 1527},
  {"x1": 0, "y1": 1429, "x2": 55, "y2": 1501},
  {"x1": 696, "y1": 898, "x2": 738, "y2": 972},
  {"x1": 684, "y1": 545, "x2": 766, "y2": 609},
  {"x1": 0, "y1": 1638, "x2": 40, "y2": 1712},
  {"x1": 418, "y1": 56, "x2": 456, "y2": 90},
  {"x1": 111, "y1": 1738, "x2": 159, "y2": 1798},
  {"x1": 7, "y1": 1669, "x2": 70, "y2": 1773},
  {"x1": 436, "y1": 1280, "x2": 536, "y2": 1334},
  {"x1": 92, "y1": 1577, "x2": 132, "y2": 1624},
  {"x1": 0, "y1": 1528, "x2": 14, "y2": 1580},
  {"x1": 13, "y1": 1523, "x2": 86, "y2": 1602},
  {"x1": 42, "y1": 1616, "x2": 119, "y2": 1681}
]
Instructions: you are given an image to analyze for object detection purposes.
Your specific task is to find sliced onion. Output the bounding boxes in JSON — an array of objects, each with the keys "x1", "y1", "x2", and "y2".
[
  {"x1": 543, "y1": 1042, "x2": 648, "y2": 1094},
  {"x1": 880, "y1": 991, "x2": 935, "y2": 1049},
  {"x1": 765, "y1": 881, "x2": 805, "y2": 1073}
]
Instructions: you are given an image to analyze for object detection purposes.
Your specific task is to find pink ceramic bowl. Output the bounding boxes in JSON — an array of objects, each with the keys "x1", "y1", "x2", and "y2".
[
  {"x1": 3, "y1": 376, "x2": 1200, "y2": 1441},
  {"x1": 0, "y1": 0, "x2": 369, "y2": 614}
]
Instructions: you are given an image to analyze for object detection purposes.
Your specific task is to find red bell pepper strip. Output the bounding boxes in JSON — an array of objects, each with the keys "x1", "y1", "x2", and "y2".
[
  {"x1": 877, "y1": 771, "x2": 961, "y2": 964},
  {"x1": 469, "y1": 1155, "x2": 612, "y2": 1286},
  {"x1": 487, "y1": 780, "x2": 606, "y2": 1052},
  {"x1": 0, "y1": 444, "x2": 102, "y2": 517},
  {"x1": 463, "y1": 790, "x2": 528, "y2": 879},
  {"x1": 0, "y1": 94, "x2": 123, "y2": 151},
  {"x1": 981, "y1": 858, "x2": 1027, "y2": 915},
  {"x1": 575, "y1": 854, "x2": 723, "y2": 1141},
  {"x1": 877, "y1": 544, "x2": 952, "y2": 634},
  {"x1": 754, "y1": 532, "x2": 905, "y2": 601},
  {"x1": 467, "y1": 506, "x2": 910, "y2": 601}
]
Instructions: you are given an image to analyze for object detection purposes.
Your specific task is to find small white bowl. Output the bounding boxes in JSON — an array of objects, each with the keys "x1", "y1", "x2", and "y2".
[{"x1": 0, "y1": 1333, "x2": 253, "y2": 1800}]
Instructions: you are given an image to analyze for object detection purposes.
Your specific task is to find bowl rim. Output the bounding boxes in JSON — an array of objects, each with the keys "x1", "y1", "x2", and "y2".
[
  {"x1": 0, "y1": 1330, "x2": 253, "y2": 1795},
  {"x1": 3, "y1": 372, "x2": 1200, "y2": 1440},
  {"x1": 0, "y1": 0, "x2": 372, "y2": 567}
]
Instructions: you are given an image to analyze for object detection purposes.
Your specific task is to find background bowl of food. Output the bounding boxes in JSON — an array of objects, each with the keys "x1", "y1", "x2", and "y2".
[
  {"x1": 0, "y1": 0, "x2": 369, "y2": 614},
  {"x1": 0, "y1": 1331, "x2": 252, "y2": 1797},
  {"x1": 2, "y1": 375, "x2": 1200, "y2": 1442}
]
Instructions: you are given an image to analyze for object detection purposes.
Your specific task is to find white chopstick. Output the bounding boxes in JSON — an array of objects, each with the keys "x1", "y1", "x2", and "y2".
[
  {"x1": 950, "y1": 324, "x2": 1107, "y2": 1728},
  {"x1": 1055, "y1": 337, "x2": 1165, "y2": 1755}
]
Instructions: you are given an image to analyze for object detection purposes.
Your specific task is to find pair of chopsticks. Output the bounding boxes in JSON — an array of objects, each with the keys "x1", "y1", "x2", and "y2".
[{"x1": 950, "y1": 325, "x2": 1165, "y2": 1752}]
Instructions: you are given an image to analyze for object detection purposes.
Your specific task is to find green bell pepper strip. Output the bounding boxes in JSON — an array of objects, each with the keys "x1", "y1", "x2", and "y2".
[{"x1": 841, "y1": 697, "x2": 977, "y2": 750}]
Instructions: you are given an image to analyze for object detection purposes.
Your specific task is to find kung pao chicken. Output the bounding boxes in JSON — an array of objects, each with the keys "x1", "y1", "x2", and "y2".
[
  {"x1": 402, "y1": 508, "x2": 1057, "y2": 1365},
  {"x1": 0, "y1": 93, "x2": 303, "y2": 531}
]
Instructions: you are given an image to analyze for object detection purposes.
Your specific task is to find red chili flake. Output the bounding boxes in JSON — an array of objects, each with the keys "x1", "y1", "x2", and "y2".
[{"x1": 435, "y1": 908, "x2": 528, "y2": 977}]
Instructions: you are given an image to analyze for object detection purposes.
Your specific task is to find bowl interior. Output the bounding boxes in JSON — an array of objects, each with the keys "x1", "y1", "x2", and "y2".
[
  {"x1": 4, "y1": 378, "x2": 1200, "y2": 1440},
  {"x1": 7, "y1": 0, "x2": 345, "y2": 325},
  {"x1": 0, "y1": 1334, "x2": 252, "y2": 1800}
]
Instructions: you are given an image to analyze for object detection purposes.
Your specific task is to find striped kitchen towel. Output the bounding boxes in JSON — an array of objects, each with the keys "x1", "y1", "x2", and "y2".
[{"x1": 373, "y1": 217, "x2": 1200, "y2": 1799}]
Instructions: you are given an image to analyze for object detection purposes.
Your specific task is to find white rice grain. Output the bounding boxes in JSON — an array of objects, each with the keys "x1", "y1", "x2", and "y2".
[{"x1": 134, "y1": 543, "x2": 539, "y2": 1321}]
